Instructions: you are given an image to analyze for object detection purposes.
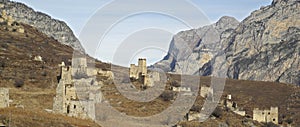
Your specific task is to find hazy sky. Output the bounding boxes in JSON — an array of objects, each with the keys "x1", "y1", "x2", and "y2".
[{"x1": 14, "y1": 0, "x2": 272, "y2": 66}]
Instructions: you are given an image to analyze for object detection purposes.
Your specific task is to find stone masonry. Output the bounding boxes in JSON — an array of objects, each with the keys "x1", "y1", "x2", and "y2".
[
  {"x1": 53, "y1": 57, "x2": 103, "y2": 120},
  {"x1": 0, "y1": 10, "x2": 24, "y2": 33},
  {"x1": 0, "y1": 88, "x2": 9, "y2": 108},
  {"x1": 200, "y1": 86, "x2": 213, "y2": 98},
  {"x1": 253, "y1": 107, "x2": 278, "y2": 124},
  {"x1": 129, "y1": 58, "x2": 147, "y2": 79},
  {"x1": 129, "y1": 58, "x2": 162, "y2": 88}
]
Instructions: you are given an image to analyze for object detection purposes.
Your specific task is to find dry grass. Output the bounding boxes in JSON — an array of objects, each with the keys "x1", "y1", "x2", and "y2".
[
  {"x1": 0, "y1": 107, "x2": 100, "y2": 127},
  {"x1": 0, "y1": 21, "x2": 299, "y2": 126}
]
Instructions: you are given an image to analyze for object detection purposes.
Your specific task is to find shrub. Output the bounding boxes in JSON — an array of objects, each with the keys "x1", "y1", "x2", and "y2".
[
  {"x1": 130, "y1": 77, "x2": 137, "y2": 82},
  {"x1": 0, "y1": 61, "x2": 5, "y2": 68},
  {"x1": 160, "y1": 91, "x2": 175, "y2": 101},
  {"x1": 90, "y1": 79, "x2": 94, "y2": 85},
  {"x1": 286, "y1": 118, "x2": 293, "y2": 124},
  {"x1": 170, "y1": 81, "x2": 180, "y2": 87},
  {"x1": 212, "y1": 107, "x2": 222, "y2": 118},
  {"x1": 1, "y1": 43, "x2": 8, "y2": 49},
  {"x1": 14, "y1": 79, "x2": 24, "y2": 88},
  {"x1": 263, "y1": 122, "x2": 279, "y2": 127},
  {"x1": 41, "y1": 71, "x2": 47, "y2": 76},
  {"x1": 190, "y1": 105, "x2": 201, "y2": 112}
]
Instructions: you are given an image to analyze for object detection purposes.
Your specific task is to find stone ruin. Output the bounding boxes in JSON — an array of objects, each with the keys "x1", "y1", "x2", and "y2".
[
  {"x1": 186, "y1": 111, "x2": 200, "y2": 121},
  {"x1": 53, "y1": 57, "x2": 103, "y2": 120},
  {"x1": 0, "y1": 88, "x2": 9, "y2": 108},
  {"x1": 253, "y1": 107, "x2": 278, "y2": 124},
  {"x1": 200, "y1": 86, "x2": 213, "y2": 98},
  {"x1": 171, "y1": 86, "x2": 191, "y2": 92},
  {"x1": 223, "y1": 94, "x2": 246, "y2": 116},
  {"x1": 129, "y1": 58, "x2": 160, "y2": 88},
  {"x1": 130, "y1": 58, "x2": 147, "y2": 79},
  {"x1": 0, "y1": 10, "x2": 24, "y2": 33}
]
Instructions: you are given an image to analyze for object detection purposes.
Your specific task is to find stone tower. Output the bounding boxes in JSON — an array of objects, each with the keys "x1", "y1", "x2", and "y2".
[
  {"x1": 0, "y1": 88, "x2": 9, "y2": 108},
  {"x1": 138, "y1": 58, "x2": 147, "y2": 77},
  {"x1": 53, "y1": 59, "x2": 102, "y2": 120},
  {"x1": 253, "y1": 107, "x2": 278, "y2": 124},
  {"x1": 73, "y1": 57, "x2": 87, "y2": 72},
  {"x1": 129, "y1": 58, "x2": 147, "y2": 79}
]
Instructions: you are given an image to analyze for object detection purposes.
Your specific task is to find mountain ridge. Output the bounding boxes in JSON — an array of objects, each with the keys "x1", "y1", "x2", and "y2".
[
  {"x1": 0, "y1": 0, "x2": 82, "y2": 50},
  {"x1": 154, "y1": 16, "x2": 240, "y2": 74},
  {"x1": 155, "y1": 0, "x2": 300, "y2": 85}
]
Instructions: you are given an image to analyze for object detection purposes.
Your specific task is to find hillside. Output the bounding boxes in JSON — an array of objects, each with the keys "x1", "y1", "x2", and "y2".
[
  {"x1": 0, "y1": 12, "x2": 102, "y2": 126},
  {"x1": 0, "y1": 0, "x2": 299, "y2": 127},
  {"x1": 0, "y1": 0, "x2": 82, "y2": 50},
  {"x1": 0, "y1": 19, "x2": 299, "y2": 127}
]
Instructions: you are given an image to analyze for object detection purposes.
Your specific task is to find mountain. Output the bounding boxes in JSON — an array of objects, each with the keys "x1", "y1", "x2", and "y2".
[
  {"x1": 218, "y1": 0, "x2": 300, "y2": 85},
  {"x1": 154, "y1": 16, "x2": 240, "y2": 74},
  {"x1": 0, "y1": 10, "x2": 101, "y2": 126},
  {"x1": 155, "y1": 0, "x2": 300, "y2": 86},
  {"x1": 0, "y1": 1, "x2": 299, "y2": 126},
  {"x1": 0, "y1": 0, "x2": 82, "y2": 50}
]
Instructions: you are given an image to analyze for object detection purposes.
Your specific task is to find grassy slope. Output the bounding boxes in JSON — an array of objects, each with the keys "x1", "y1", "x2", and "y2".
[{"x1": 0, "y1": 22, "x2": 299, "y2": 126}]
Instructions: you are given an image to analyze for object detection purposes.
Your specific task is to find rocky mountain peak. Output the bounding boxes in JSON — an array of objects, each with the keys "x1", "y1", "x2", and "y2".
[
  {"x1": 272, "y1": 0, "x2": 299, "y2": 5},
  {"x1": 154, "y1": 16, "x2": 240, "y2": 74},
  {"x1": 215, "y1": 16, "x2": 239, "y2": 28},
  {"x1": 155, "y1": 0, "x2": 299, "y2": 86},
  {"x1": 0, "y1": 1, "x2": 82, "y2": 50}
]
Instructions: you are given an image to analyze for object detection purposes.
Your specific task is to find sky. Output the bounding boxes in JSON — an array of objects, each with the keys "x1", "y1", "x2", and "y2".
[{"x1": 14, "y1": 0, "x2": 272, "y2": 66}]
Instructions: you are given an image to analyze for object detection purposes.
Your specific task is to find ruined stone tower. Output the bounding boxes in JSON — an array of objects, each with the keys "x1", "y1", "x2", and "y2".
[
  {"x1": 129, "y1": 58, "x2": 147, "y2": 79},
  {"x1": 129, "y1": 58, "x2": 161, "y2": 88},
  {"x1": 53, "y1": 58, "x2": 102, "y2": 120},
  {"x1": 253, "y1": 107, "x2": 278, "y2": 124},
  {"x1": 138, "y1": 58, "x2": 147, "y2": 77},
  {"x1": 0, "y1": 88, "x2": 9, "y2": 108}
]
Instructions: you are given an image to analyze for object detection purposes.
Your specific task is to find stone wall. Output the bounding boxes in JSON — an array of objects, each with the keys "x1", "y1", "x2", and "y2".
[
  {"x1": 0, "y1": 88, "x2": 9, "y2": 108},
  {"x1": 138, "y1": 58, "x2": 147, "y2": 76},
  {"x1": 53, "y1": 58, "x2": 103, "y2": 120},
  {"x1": 144, "y1": 71, "x2": 160, "y2": 87},
  {"x1": 186, "y1": 111, "x2": 200, "y2": 121},
  {"x1": 129, "y1": 64, "x2": 139, "y2": 79},
  {"x1": 253, "y1": 107, "x2": 278, "y2": 124},
  {"x1": 171, "y1": 86, "x2": 191, "y2": 92},
  {"x1": 129, "y1": 58, "x2": 147, "y2": 79},
  {"x1": 200, "y1": 86, "x2": 213, "y2": 98},
  {"x1": 130, "y1": 58, "x2": 156, "y2": 88},
  {"x1": 233, "y1": 110, "x2": 246, "y2": 116}
]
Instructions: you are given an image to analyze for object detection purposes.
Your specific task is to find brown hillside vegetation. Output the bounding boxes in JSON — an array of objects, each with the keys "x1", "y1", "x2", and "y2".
[{"x1": 0, "y1": 20, "x2": 299, "y2": 127}]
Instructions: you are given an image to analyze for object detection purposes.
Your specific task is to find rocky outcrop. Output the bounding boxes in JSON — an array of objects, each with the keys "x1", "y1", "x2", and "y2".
[
  {"x1": 222, "y1": 0, "x2": 300, "y2": 85},
  {"x1": 154, "y1": 16, "x2": 240, "y2": 75},
  {"x1": 0, "y1": 0, "x2": 82, "y2": 50},
  {"x1": 155, "y1": 0, "x2": 300, "y2": 85}
]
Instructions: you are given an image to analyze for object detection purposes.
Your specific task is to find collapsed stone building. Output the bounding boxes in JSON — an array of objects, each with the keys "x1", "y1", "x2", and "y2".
[
  {"x1": 171, "y1": 86, "x2": 191, "y2": 92},
  {"x1": 53, "y1": 57, "x2": 103, "y2": 120},
  {"x1": 130, "y1": 58, "x2": 147, "y2": 80},
  {"x1": 223, "y1": 94, "x2": 246, "y2": 116},
  {"x1": 0, "y1": 88, "x2": 9, "y2": 108},
  {"x1": 200, "y1": 86, "x2": 213, "y2": 98},
  {"x1": 253, "y1": 107, "x2": 278, "y2": 124},
  {"x1": 0, "y1": 10, "x2": 24, "y2": 33},
  {"x1": 129, "y1": 58, "x2": 160, "y2": 87}
]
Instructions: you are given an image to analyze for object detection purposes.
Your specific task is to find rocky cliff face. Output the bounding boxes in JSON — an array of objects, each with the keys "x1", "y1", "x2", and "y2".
[
  {"x1": 156, "y1": 0, "x2": 300, "y2": 85},
  {"x1": 0, "y1": 1, "x2": 82, "y2": 50},
  {"x1": 154, "y1": 16, "x2": 240, "y2": 75},
  {"x1": 222, "y1": 0, "x2": 300, "y2": 85}
]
